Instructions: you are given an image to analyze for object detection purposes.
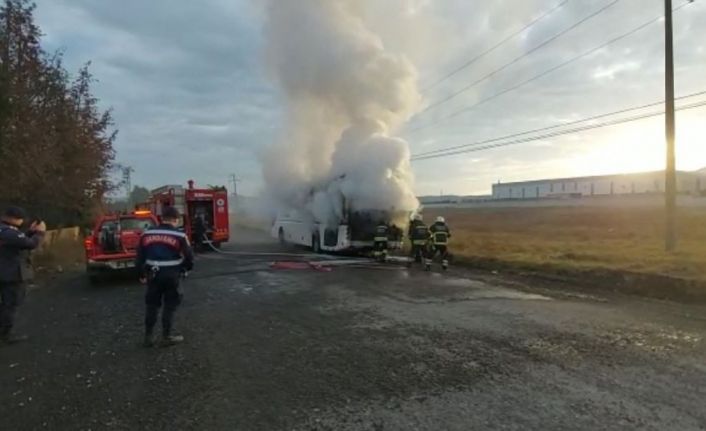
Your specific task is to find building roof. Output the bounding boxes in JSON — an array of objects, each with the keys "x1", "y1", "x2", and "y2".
[{"x1": 493, "y1": 169, "x2": 697, "y2": 188}]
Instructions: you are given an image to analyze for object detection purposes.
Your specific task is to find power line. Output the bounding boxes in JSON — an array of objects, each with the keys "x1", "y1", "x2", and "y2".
[
  {"x1": 412, "y1": 89, "x2": 706, "y2": 159},
  {"x1": 407, "y1": 0, "x2": 696, "y2": 135},
  {"x1": 411, "y1": 99, "x2": 706, "y2": 161},
  {"x1": 421, "y1": 0, "x2": 569, "y2": 93},
  {"x1": 415, "y1": 0, "x2": 621, "y2": 116},
  {"x1": 412, "y1": 99, "x2": 706, "y2": 161}
]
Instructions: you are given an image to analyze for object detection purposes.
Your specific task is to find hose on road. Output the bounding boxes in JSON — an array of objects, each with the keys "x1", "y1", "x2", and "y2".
[{"x1": 197, "y1": 234, "x2": 331, "y2": 259}]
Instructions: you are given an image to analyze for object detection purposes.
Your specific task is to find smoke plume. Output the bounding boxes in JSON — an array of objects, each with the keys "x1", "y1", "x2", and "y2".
[{"x1": 261, "y1": 0, "x2": 421, "y2": 226}]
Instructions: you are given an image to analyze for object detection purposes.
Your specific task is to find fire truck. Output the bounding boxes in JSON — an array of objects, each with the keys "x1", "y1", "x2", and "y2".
[
  {"x1": 84, "y1": 210, "x2": 159, "y2": 283},
  {"x1": 141, "y1": 180, "x2": 230, "y2": 249}
]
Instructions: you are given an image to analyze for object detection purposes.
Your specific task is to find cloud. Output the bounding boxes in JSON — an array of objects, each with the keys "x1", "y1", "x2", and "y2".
[
  {"x1": 401, "y1": 0, "x2": 706, "y2": 194},
  {"x1": 33, "y1": 0, "x2": 706, "y2": 196},
  {"x1": 34, "y1": 0, "x2": 276, "y2": 193}
]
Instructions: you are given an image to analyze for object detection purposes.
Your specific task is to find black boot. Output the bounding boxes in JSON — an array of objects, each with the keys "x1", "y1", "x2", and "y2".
[
  {"x1": 142, "y1": 328, "x2": 154, "y2": 347},
  {"x1": 143, "y1": 331, "x2": 155, "y2": 348},
  {"x1": 160, "y1": 334, "x2": 184, "y2": 347},
  {"x1": 0, "y1": 329, "x2": 29, "y2": 345}
]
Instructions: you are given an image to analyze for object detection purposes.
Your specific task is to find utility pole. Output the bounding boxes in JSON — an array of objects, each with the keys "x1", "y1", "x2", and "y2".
[
  {"x1": 664, "y1": 0, "x2": 677, "y2": 252},
  {"x1": 229, "y1": 174, "x2": 241, "y2": 197},
  {"x1": 122, "y1": 166, "x2": 134, "y2": 206}
]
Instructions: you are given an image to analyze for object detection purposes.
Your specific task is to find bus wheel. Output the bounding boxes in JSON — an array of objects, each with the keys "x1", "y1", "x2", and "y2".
[
  {"x1": 278, "y1": 228, "x2": 285, "y2": 245},
  {"x1": 312, "y1": 234, "x2": 322, "y2": 254}
]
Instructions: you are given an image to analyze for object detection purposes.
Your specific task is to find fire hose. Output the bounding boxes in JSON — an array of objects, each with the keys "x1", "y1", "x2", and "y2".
[
  {"x1": 198, "y1": 233, "x2": 327, "y2": 258},
  {"x1": 195, "y1": 235, "x2": 415, "y2": 267}
]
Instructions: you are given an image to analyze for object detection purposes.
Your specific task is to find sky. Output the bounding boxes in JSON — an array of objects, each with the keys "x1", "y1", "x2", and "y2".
[{"x1": 34, "y1": 0, "x2": 706, "y2": 197}]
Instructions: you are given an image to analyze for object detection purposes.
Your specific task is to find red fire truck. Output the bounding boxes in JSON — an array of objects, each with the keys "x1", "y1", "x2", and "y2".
[{"x1": 142, "y1": 180, "x2": 230, "y2": 249}]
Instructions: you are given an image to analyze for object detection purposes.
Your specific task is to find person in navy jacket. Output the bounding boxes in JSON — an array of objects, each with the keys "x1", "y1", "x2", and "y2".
[
  {"x1": 136, "y1": 206, "x2": 194, "y2": 347},
  {"x1": 0, "y1": 206, "x2": 46, "y2": 344}
]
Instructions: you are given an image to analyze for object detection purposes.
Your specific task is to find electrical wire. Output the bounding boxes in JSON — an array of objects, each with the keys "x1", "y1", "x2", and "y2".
[
  {"x1": 416, "y1": 0, "x2": 622, "y2": 116},
  {"x1": 408, "y1": 0, "x2": 697, "y2": 135},
  {"x1": 411, "y1": 89, "x2": 706, "y2": 159},
  {"x1": 421, "y1": 0, "x2": 570, "y2": 93},
  {"x1": 411, "y1": 99, "x2": 706, "y2": 161}
]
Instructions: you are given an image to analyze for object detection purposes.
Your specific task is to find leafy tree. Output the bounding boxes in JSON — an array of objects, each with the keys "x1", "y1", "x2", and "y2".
[
  {"x1": 129, "y1": 186, "x2": 150, "y2": 206},
  {"x1": 0, "y1": 0, "x2": 117, "y2": 226}
]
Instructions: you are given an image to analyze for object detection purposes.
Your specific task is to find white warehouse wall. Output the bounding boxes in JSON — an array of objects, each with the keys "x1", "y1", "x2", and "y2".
[{"x1": 492, "y1": 171, "x2": 704, "y2": 200}]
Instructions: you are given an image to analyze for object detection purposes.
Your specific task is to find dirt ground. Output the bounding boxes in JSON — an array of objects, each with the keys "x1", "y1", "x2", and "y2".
[{"x1": 1, "y1": 228, "x2": 705, "y2": 430}]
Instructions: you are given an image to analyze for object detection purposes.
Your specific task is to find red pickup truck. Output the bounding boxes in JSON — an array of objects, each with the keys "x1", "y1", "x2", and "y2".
[{"x1": 84, "y1": 211, "x2": 159, "y2": 283}]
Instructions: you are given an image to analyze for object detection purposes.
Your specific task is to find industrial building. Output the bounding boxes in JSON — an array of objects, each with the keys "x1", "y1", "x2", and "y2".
[{"x1": 491, "y1": 169, "x2": 706, "y2": 200}]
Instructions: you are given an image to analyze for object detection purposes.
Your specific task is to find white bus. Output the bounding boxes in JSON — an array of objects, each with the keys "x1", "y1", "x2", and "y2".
[{"x1": 271, "y1": 208, "x2": 406, "y2": 253}]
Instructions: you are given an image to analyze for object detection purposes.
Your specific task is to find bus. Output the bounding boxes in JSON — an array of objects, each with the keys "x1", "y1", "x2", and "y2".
[{"x1": 271, "y1": 207, "x2": 406, "y2": 253}]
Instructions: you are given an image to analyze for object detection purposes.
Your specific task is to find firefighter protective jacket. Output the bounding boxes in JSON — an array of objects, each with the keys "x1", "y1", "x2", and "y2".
[{"x1": 429, "y1": 222, "x2": 451, "y2": 245}]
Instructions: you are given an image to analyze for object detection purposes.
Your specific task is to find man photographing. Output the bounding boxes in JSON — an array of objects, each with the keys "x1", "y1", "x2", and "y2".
[{"x1": 0, "y1": 206, "x2": 46, "y2": 345}]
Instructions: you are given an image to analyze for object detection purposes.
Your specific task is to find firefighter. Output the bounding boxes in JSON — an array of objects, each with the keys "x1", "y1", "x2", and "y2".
[
  {"x1": 192, "y1": 213, "x2": 206, "y2": 252},
  {"x1": 372, "y1": 220, "x2": 389, "y2": 262},
  {"x1": 0, "y1": 206, "x2": 46, "y2": 345},
  {"x1": 136, "y1": 206, "x2": 194, "y2": 347},
  {"x1": 428, "y1": 216, "x2": 451, "y2": 270},
  {"x1": 407, "y1": 214, "x2": 430, "y2": 267}
]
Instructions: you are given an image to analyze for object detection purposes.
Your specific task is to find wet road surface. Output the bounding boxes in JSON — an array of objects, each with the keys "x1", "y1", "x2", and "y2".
[{"x1": 1, "y1": 228, "x2": 705, "y2": 430}]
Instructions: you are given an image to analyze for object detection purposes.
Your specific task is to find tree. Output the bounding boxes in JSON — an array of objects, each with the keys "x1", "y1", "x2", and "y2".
[
  {"x1": 0, "y1": 0, "x2": 117, "y2": 226},
  {"x1": 129, "y1": 186, "x2": 150, "y2": 206}
]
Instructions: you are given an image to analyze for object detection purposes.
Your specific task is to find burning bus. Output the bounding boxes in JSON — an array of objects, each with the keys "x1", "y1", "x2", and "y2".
[{"x1": 271, "y1": 186, "x2": 408, "y2": 254}]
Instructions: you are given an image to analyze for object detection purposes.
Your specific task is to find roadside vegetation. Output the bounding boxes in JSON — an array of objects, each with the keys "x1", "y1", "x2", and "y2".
[
  {"x1": 33, "y1": 228, "x2": 85, "y2": 274},
  {"x1": 426, "y1": 206, "x2": 706, "y2": 282},
  {"x1": 0, "y1": 0, "x2": 117, "y2": 227}
]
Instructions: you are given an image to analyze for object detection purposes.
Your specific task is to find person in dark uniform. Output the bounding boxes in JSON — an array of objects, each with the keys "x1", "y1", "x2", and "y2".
[
  {"x1": 136, "y1": 206, "x2": 194, "y2": 347},
  {"x1": 0, "y1": 206, "x2": 46, "y2": 344},
  {"x1": 372, "y1": 220, "x2": 390, "y2": 262},
  {"x1": 192, "y1": 213, "x2": 206, "y2": 253},
  {"x1": 407, "y1": 214, "x2": 429, "y2": 266},
  {"x1": 428, "y1": 216, "x2": 451, "y2": 270}
]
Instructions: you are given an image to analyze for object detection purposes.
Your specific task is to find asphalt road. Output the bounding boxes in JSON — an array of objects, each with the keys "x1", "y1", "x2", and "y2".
[{"x1": 1, "y1": 227, "x2": 705, "y2": 430}]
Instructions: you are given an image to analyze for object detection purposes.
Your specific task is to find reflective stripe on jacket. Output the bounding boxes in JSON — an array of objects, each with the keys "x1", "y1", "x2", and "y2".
[
  {"x1": 429, "y1": 222, "x2": 451, "y2": 245},
  {"x1": 136, "y1": 224, "x2": 194, "y2": 278},
  {"x1": 374, "y1": 224, "x2": 389, "y2": 242}
]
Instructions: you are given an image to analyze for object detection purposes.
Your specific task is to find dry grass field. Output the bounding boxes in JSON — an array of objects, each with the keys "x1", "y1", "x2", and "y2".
[
  {"x1": 425, "y1": 206, "x2": 706, "y2": 282},
  {"x1": 34, "y1": 229, "x2": 85, "y2": 273}
]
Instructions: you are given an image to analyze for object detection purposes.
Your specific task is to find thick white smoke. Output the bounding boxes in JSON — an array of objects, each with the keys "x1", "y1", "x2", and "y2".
[{"x1": 261, "y1": 0, "x2": 421, "y2": 226}]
